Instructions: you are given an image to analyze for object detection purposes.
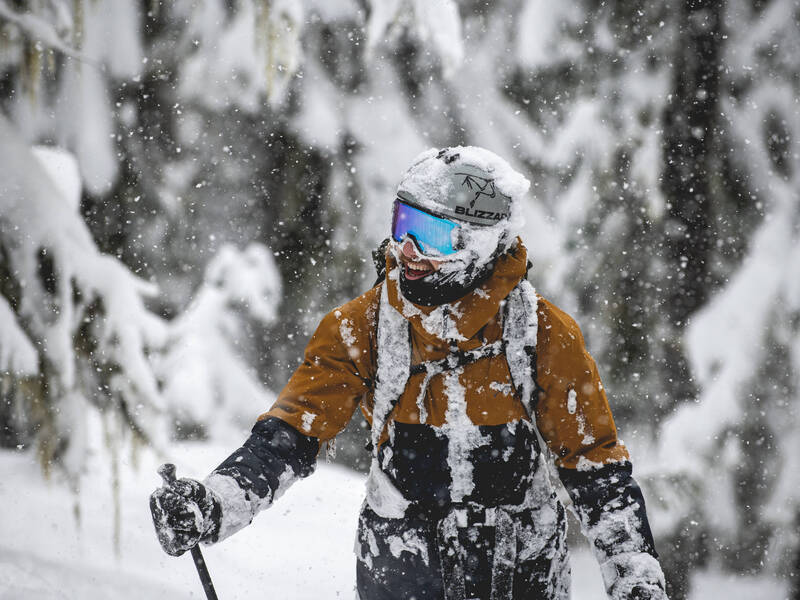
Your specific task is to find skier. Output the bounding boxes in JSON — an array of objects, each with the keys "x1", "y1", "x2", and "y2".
[{"x1": 150, "y1": 147, "x2": 668, "y2": 600}]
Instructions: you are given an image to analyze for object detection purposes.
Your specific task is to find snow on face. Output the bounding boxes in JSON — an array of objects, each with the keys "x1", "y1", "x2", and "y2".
[
  {"x1": 388, "y1": 215, "x2": 522, "y2": 286},
  {"x1": 388, "y1": 265, "x2": 468, "y2": 341},
  {"x1": 435, "y1": 220, "x2": 518, "y2": 283}
]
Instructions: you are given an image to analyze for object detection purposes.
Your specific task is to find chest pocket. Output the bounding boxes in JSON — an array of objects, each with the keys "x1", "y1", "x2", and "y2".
[{"x1": 381, "y1": 419, "x2": 543, "y2": 515}]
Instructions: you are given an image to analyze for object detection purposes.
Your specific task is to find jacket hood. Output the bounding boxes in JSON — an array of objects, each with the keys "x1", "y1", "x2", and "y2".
[{"x1": 385, "y1": 238, "x2": 529, "y2": 344}]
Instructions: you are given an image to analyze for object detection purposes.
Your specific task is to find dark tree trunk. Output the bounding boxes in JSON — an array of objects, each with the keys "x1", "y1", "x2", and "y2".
[
  {"x1": 793, "y1": 509, "x2": 800, "y2": 600},
  {"x1": 661, "y1": 0, "x2": 725, "y2": 325},
  {"x1": 659, "y1": 1, "x2": 726, "y2": 597}
]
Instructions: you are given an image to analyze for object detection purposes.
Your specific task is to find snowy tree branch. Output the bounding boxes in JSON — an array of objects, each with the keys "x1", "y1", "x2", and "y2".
[{"x1": 0, "y1": 0, "x2": 101, "y2": 69}]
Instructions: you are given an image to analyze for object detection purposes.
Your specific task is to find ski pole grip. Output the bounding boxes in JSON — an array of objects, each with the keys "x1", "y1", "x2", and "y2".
[
  {"x1": 156, "y1": 463, "x2": 220, "y2": 599},
  {"x1": 158, "y1": 463, "x2": 178, "y2": 487}
]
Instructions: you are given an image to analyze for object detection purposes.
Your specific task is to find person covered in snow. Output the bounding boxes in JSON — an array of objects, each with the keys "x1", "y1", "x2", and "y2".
[{"x1": 150, "y1": 147, "x2": 668, "y2": 600}]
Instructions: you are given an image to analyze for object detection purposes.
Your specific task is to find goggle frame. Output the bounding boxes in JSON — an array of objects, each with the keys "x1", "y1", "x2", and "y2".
[{"x1": 391, "y1": 199, "x2": 462, "y2": 257}]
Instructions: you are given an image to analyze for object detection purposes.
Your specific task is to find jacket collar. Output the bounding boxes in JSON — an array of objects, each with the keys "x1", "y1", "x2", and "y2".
[{"x1": 385, "y1": 238, "x2": 529, "y2": 345}]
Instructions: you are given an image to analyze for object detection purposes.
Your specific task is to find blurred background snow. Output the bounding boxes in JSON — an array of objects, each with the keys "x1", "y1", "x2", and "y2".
[{"x1": 1, "y1": 0, "x2": 798, "y2": 598}]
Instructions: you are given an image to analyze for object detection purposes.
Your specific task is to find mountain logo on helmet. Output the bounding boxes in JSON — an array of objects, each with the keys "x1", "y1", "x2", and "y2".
[
  {"x1": 398, "y1": 147, "x2": 519, "y2": 228},
  {"x1": 456, "y1": 172, "x2": 497, "y2": 206}
]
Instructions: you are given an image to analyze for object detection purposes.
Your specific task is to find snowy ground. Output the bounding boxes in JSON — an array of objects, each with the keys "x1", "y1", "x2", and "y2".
[{"x1": 0, "y1": 420, "x2": 789, "y2": 599}]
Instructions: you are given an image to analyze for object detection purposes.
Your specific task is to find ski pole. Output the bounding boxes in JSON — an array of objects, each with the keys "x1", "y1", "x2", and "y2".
[{"x1": 158, "y1": 463, "x2": 220, "y2": 600}]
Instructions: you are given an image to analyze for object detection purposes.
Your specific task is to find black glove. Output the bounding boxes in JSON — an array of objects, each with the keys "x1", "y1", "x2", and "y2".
[
  {"x1": 629, "y1": 583, "x2": 668, "y2": 600},
  {"x1": 603, "y1": 552, "x2": 668, "y2": 600},
  {"x1": 150, "y1": 476, "x2": 221, "y2": 556}
]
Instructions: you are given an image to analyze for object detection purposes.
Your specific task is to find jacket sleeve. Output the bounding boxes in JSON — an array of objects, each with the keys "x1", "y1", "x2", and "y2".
[
  {"x1": 202, "y1": 304, "x2": 375, "y2": 542},
  {"x1": 534, "y1": 298, "x2": 628, "y2": 469},
  {"x1": 204, "y1": 417, "x2": 318, "y2": 541},
  {"x1": 262, "y1": 307, "x2": 374, "y2": 441},
  {"x1": 558, "y1": 463, "x2": 666, "y2": 599},
  {"x1": 534, "y1": 299, "x2": 666, "y2": 599}
]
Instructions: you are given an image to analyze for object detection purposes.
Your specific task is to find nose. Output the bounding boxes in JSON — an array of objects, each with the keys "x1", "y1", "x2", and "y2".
[{"x1": 401, "y1": 239, "x2": 422, "y2": 259}]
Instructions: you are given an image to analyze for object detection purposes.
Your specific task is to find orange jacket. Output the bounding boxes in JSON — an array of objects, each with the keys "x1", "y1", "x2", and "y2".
[{"x1": 262, "y1": 240, "x2": 629, "y2": 471}]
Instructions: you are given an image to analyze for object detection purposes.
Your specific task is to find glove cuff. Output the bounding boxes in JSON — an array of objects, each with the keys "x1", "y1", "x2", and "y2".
[{"x1": 203, "y1": 472, "x2": 265, "y2": 543}]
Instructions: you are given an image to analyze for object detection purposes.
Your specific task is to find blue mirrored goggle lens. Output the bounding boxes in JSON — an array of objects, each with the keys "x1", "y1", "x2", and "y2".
[{"x1": 392, "y1": 200, "x2": 459, "y2": 256}]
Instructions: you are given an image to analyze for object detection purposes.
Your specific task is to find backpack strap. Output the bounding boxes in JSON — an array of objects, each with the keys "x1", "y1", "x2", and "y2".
[
  {"x1": 409, "y1": 340, "x2": 505, "y2": 424},
  {"x1": 369, "y1": 282, "x2": 411, "y2": 457},
  {"x1": 371, "y1": 237, "x2": 391, "y2": 287},
  {"x1": 408, "y1": 341, "x2": 505, "y2": 378},
  {"x1": 501, "y1": 279, "x2": 543, "y2": 416}
]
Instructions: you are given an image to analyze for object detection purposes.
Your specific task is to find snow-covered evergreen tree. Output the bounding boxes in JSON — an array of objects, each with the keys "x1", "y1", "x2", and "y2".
[
  {"x1": 0, "y1": 0, "x2": 287, "y2": 500},
  {"x1": 654, "y1": 0, "x2": 800, "y2": 594},
  {"x1": 157, "y1": 242, "x2": 283, "y2": 441},
  {"x1": 0, "y1": 114, "x2": 167, "y2": 487}
]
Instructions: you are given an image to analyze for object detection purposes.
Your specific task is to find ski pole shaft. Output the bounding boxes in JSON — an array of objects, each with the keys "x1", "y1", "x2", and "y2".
[
  {"x1": 158, "y1": 463, "x2": 220, "y2": 600},
  {"x1": 189, "y1": 546, "x2": 219, "y2": 600}
]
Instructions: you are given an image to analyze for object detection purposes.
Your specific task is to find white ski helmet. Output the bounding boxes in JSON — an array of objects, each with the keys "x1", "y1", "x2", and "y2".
[{"x1": 397, "y1": 147, "x2": 529, "y2": 227}]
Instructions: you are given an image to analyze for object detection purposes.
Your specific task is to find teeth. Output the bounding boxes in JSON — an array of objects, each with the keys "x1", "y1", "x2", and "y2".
[{"x1": 407, "y1": 261, "x2": 431, "y2": 271}]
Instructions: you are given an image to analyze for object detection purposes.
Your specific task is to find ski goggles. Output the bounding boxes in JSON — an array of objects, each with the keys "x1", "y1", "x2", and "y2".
[{"x1": 391, "y1": 199, "x2": 461, "y2": 256}]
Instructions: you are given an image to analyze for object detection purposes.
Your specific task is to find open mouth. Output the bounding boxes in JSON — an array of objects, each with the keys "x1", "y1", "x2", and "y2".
[{"x1": 403, "y1": 260, "x2": 435, "y2": 280}]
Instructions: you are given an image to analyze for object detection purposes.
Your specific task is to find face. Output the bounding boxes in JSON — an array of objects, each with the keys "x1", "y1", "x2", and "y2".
[
  {"x1": 390, "y1": 199, "x2": 510, "y2": 285},
  {"x1": 395, "y1": 239, "x2": 443, "y2": 280}
]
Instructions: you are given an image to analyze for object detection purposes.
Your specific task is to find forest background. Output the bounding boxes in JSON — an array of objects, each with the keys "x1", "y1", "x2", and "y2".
[{"x1": 1, "y1": 1, "x2": 799, "y2": 598}]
